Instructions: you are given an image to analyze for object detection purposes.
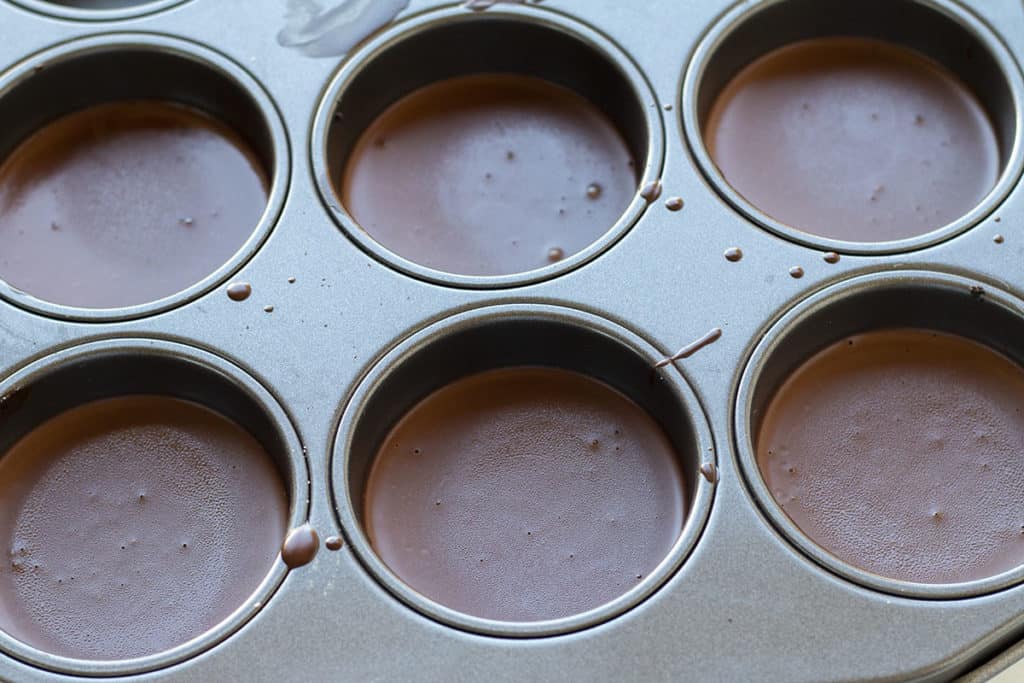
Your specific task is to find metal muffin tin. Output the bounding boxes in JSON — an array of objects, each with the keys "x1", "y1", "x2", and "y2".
[
  {"x1": 0, "y1": 0, "x2": 1021, "y2": 680},
  {"x1": 0, "y1": 340, "x2": 309, "y2": 677},
  {"x1": 0, "y1": 31, "x2": 290, "y2": 322},
  {"x1": 335, "y1": 304, "x2": 715, "y2": 638}
]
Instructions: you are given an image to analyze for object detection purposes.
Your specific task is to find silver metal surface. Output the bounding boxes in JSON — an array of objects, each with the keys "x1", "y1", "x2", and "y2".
[{"x1": 0, "y1": 0, "x2": 1020, "y2": 681}]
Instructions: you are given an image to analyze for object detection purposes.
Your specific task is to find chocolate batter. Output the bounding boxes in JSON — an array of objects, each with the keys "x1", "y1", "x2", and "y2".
[
  {"x1": 706, "y1": 38, "x2": 999, "y2": 243},
  {"x1": 757, "y1": 329, "x2": 1024, "y2": 584},
  {"x1": 341, "y1": 75, "x2": 637, "y2": 276},
  {"x1": 0, "y1": 101, "x2": 268, "y2": 308},
  {"x1": 0, "y1": 396, "x2": 288, "y2": 660},
  {"x1": 365, "y1": 367, "x2": 686, "y2": 622}
]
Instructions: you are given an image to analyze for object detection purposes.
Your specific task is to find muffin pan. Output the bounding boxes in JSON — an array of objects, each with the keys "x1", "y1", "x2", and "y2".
[{"x1": 0, "y1": 0, "x2": 1023, "y2": 681}]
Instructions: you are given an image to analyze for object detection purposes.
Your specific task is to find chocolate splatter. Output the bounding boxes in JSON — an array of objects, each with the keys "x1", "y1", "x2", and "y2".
[
  {"x1": 226, "y1": 282, "x2": 252, "y2": 301},
  {"x1": 640, "y1": 180, "x2": 663, "y2": 203},
  {"x1": 700, "y1": 462, "x2": 718, "y2": 484},
  {"x1": 281, "y1": 524, "x2": 319, "y2": 569},
  {"x1": 655, "y1": 328, "x2": 723, "y2": 368}
]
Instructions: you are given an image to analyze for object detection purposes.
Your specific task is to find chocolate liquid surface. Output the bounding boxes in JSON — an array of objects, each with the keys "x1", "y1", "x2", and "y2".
[
  {"x1": 706, "y1": 38, "x2": 999, "y2": 243},
  {"x1": 0, "y1": 101, "x2": 268, "y2": 308},
  {"x1": 341, "y1": 75, "x2": 637, "y2": 276},
  {"x1": 365, "y1": 367, "x2": 686, "y2": 622},
  {"x1": 0, "y1": 396, "x2": 288, "y2": 660},
  {"x1": 757, "y1": 329, "x2": 1024, "y2": 584}
]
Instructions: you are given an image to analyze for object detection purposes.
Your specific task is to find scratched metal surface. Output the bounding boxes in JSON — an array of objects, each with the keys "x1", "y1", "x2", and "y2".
[{"x1": 0, "y1": 0, "x2": 1021, "y2": 681}]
